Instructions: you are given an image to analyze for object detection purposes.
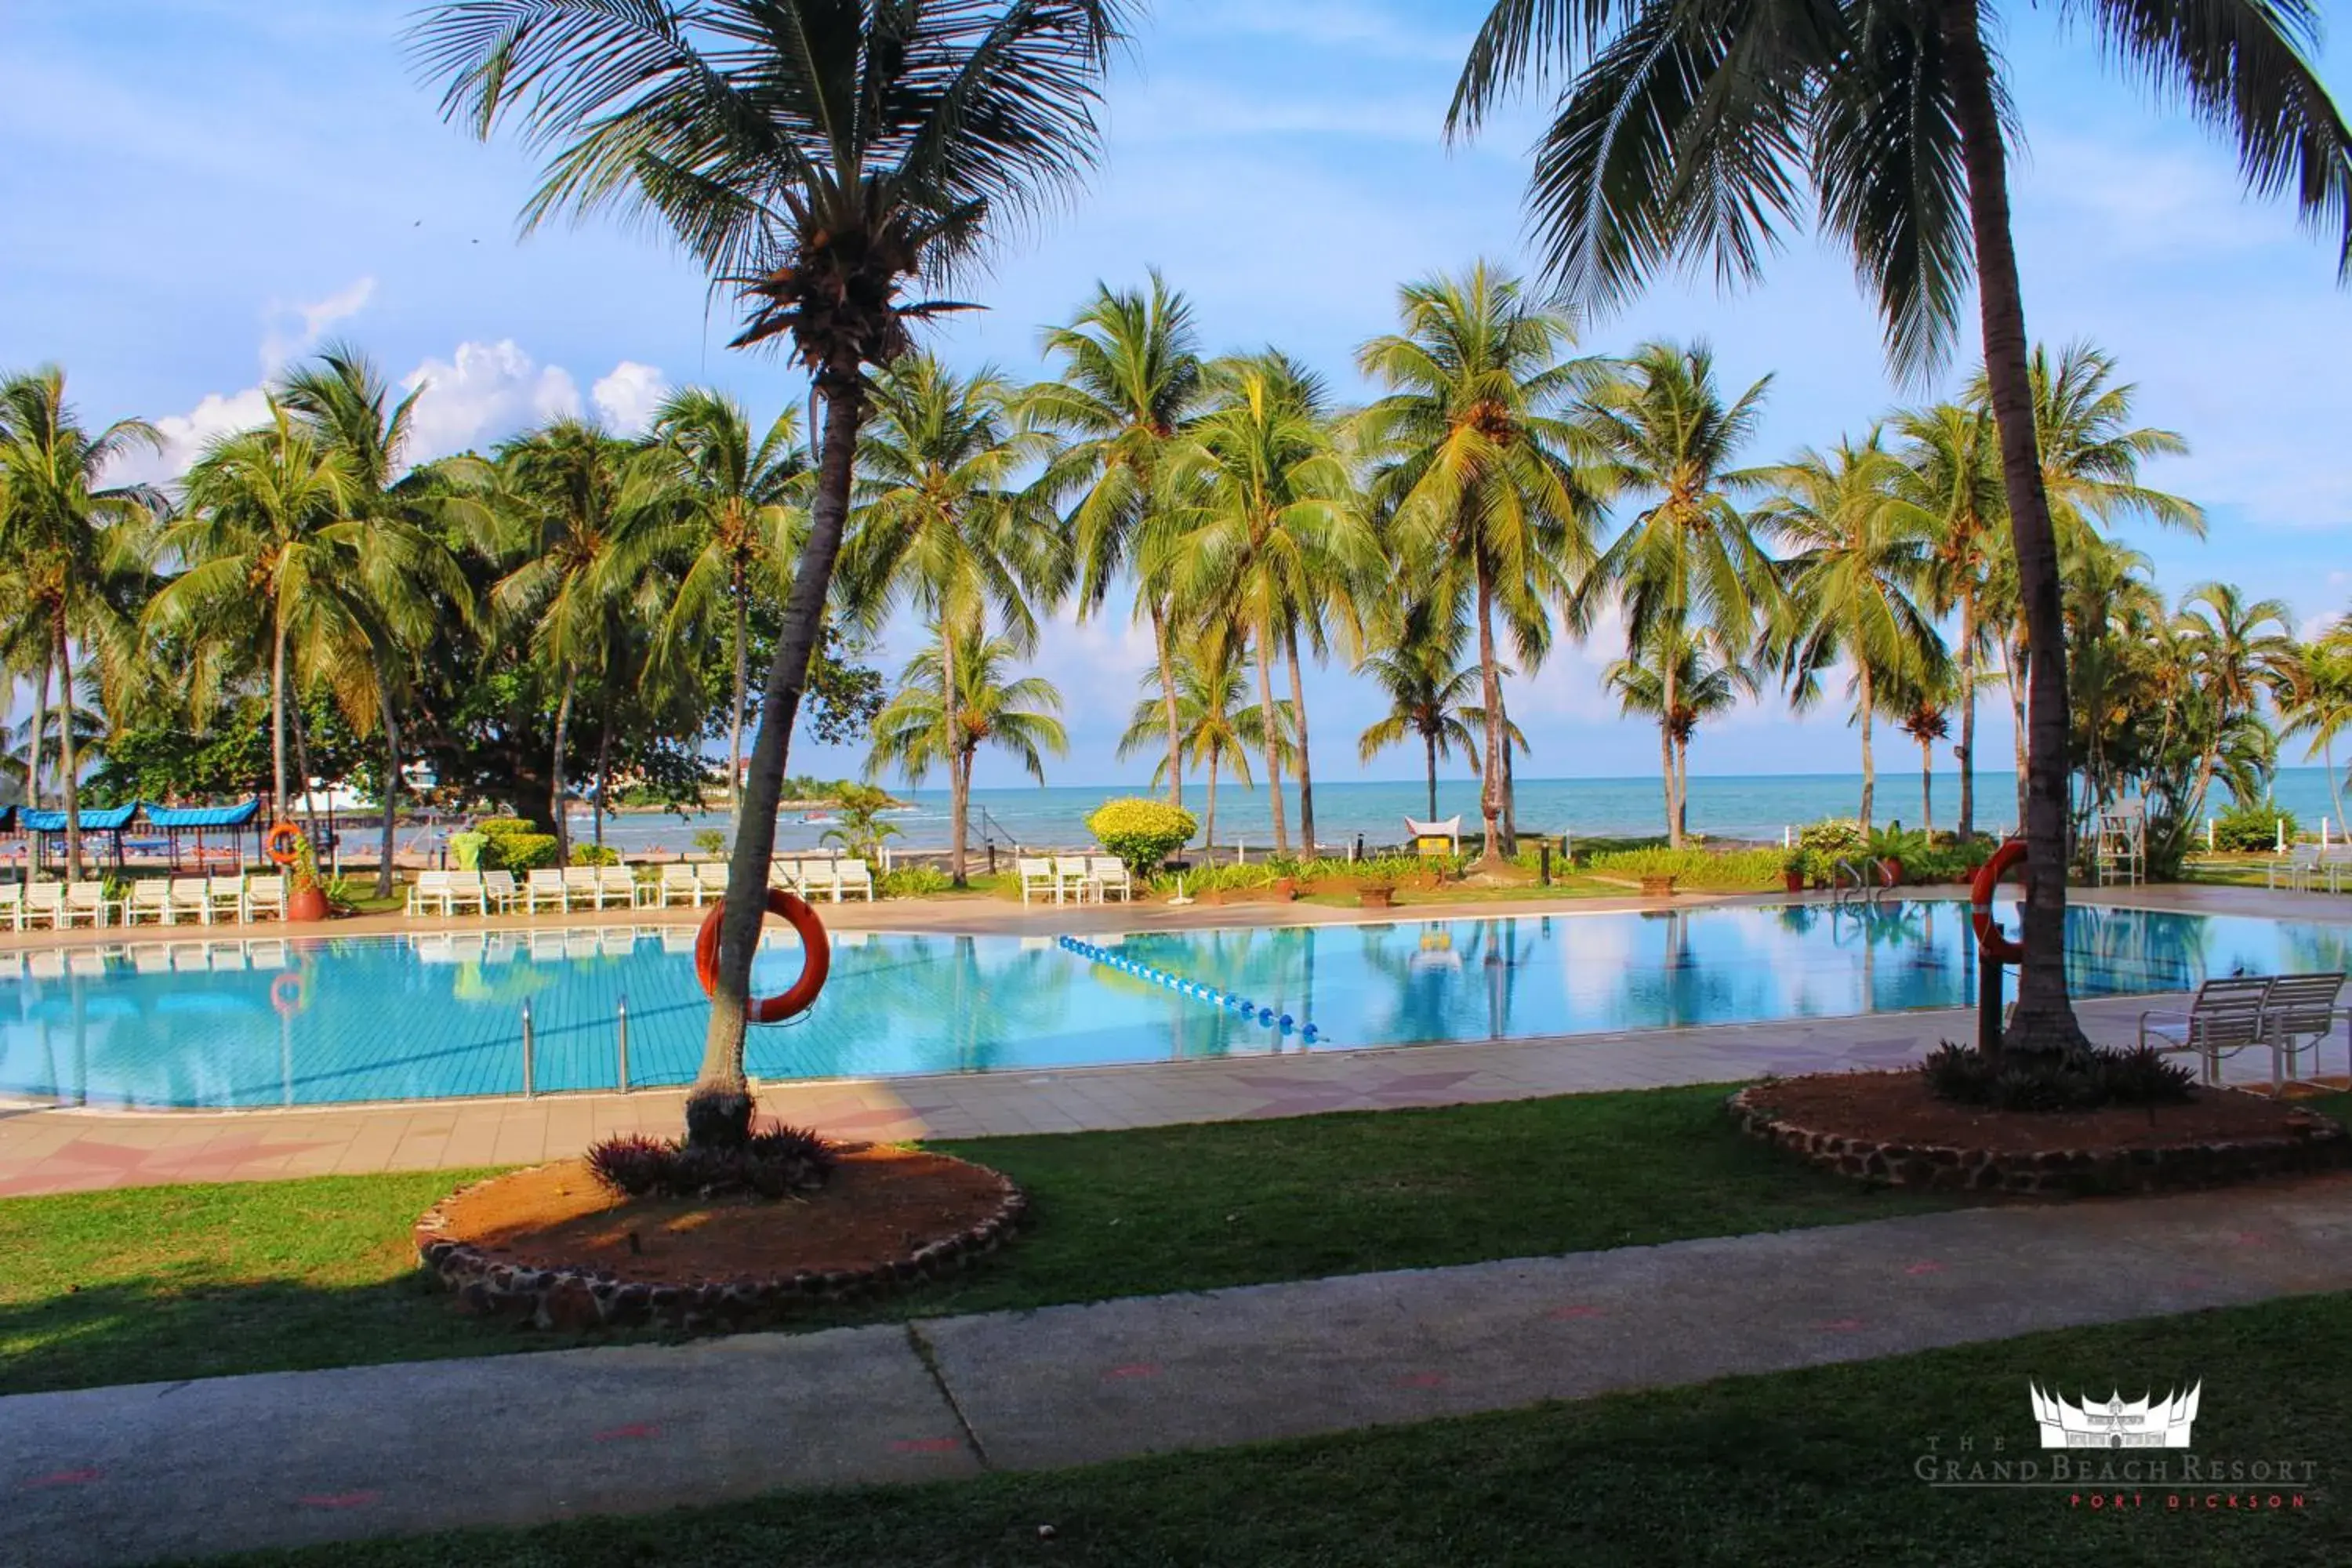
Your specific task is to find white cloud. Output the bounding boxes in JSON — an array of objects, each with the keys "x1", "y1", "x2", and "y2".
[
  {"x1": 114, "y1": 385, "x2": 274, "y2": 488},
  {"x1": 259, "y1": 276, "x2": 376, "y2": 372},
  {"x1": 400, "y1": 339, "x2": 583, "y2": 460},
  {"x1": 591, "y1": 361, "x2": 669, "y2": 435}
]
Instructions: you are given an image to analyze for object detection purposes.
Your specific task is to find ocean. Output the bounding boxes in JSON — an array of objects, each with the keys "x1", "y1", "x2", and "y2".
[{"x1": 574, "y1": 768, "x2": 2348, "y2": 857}]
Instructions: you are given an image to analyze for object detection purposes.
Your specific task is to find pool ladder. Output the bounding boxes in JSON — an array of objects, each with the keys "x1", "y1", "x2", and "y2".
[{"x1": 1831, "y1": 858, "x2": 1893, "y2": 910}]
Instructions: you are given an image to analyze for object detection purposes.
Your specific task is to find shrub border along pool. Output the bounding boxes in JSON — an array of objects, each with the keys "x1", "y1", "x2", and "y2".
[
  {"x1": 412, "y1": 1164, "x2": 1029, "y2": 1334},
  {"x1": 1726, "y1": 1082, "x2": 2351, "y2": 1196}
]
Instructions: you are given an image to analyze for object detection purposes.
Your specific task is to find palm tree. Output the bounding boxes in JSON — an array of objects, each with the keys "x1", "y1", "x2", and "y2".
[
  {"x1": 413, "y1": 0, "x2": 1129, "y2": 1142},
  {"x1": 277, "y1": 346, "x2": 475, "y2": 896},
  {"x1": 1163, "y1": 354, "x2": 1374, "y2": 857},
  {"x1": 0, "y1": 368, "x2": 161, "y2": 877},
  {"x1": 2281, "y1": 618, "x2": 2352, "y2": 833},
  {"x1": 1027, "y1": 274, "x2": 1205, "y2": 809},
  {"x1": 154, "y1": 401, "x2": 368, "y2": 834},
  {"x1": 641, "y1": 390, "x2": 809, "y2": 814},
  {"x1": 1116, "y1": 620, "x2": 1258, "y2": 851},
  {"x1": 1449, "y1": 1, "x2": 2352, "y2": 1054},
  {"x1": 1762, "y1": 433, "x2": 1950, "y2": 828},
  {"x1": 2175, "y1": 582, "x2": 2299, "y2": 822},
  {"x1": 1356, "y1": 263, "x2": 1606, "y2": 860},
  {"x1": 840, "y1": 356, "x2": 1068, "y2": 885},
  {"x1": 1893, "y1": 402, "x2": 2002, "y2": 838},
  {"x1": 1605, "y1": 623, "x2": 1754, "y2": 841},
  {"x1": 1887, "y1": 676, "x2": 1955, "y2": 835},
  {"x1": 1570, "y1": 342, "x2": 1777, "y2": 848},
  {"x1": 867, "y1": 624, "x2": 1067, "y2": 840},
  {"x1": 1355, "y1": 599, "x2": 1482, "y2": 822}
]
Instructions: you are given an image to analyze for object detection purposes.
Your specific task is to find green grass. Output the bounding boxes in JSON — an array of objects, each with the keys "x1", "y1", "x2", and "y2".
[
  {"x1": 0, "y1": 1083, "x2": 1956, "y2": 1394},
  {"x1": 231, "y1": 1290, "x2": 2352, "y2": 1567}
]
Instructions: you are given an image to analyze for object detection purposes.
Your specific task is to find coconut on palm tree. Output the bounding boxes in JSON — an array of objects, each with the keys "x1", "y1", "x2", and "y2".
[
  {"x1": 1028, "y1": 274, "x2": 1205, "y2": 809},
  {"x1": 1570, "y1": 342, "x2": 1777, "y2": 848},
  {"x1": 1762, "y1": 433, "x2": 1950, "y2": 828},
  {"x1": 415, "y1": 0, "x2": 1129, "y2": 1145},
  {"x1": 1450, "y1": 0, "x2": 2351, "y2": 1054},
  {"x1": 1357, "y1": 263, "x2": 1605, "y2": 861},
  {"x1": 0, "y1": 368, "x2": 162, "y2": 877},
  {"x1": 867, "y1": 623, "x2": 1067, "y2": 846},
  {"x1": 840, "y1": 356, "x2": 1069, "y2": 885},
  {"x1": 1116, "y1": 620, "x2": 1259, "y2": 852}
]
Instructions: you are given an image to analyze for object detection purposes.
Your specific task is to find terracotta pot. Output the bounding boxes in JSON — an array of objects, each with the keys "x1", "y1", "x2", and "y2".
[
  {"x1": 1273, "y1": 877, "x2": 1298, "y2": 901},
  {"x1": 1783, "y1": 871, "x2": 1806, "y2": 894},
  {"x1": 1878, "y1": 858, "x2": 1904, "y2": 887},
  {"x1": 1640, "y1": 874, "x2": 1678, "y2": 898},
  {"x1": 285, "y1": 884, "x2": 331, "y2": 923},
  {"x1": 1199, "y1": 889, "x2": 1225, "y2": 906},
  {"x1": 1359, "y1": 887, "x2": 1394, "y2": 909}
]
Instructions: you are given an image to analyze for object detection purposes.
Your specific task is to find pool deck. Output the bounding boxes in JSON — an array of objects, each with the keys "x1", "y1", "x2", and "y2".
[{"x1": 2, "y1": 881, "x2": 2347, "y2": 1199}]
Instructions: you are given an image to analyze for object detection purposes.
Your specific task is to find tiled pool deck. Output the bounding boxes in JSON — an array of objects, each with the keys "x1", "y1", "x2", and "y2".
[{"x1": 2, "y1": 882, "x2": 2346, "y2": 1197}]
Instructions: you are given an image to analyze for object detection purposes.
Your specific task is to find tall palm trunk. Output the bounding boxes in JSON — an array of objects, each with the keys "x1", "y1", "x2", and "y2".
[
  {"x1": 54, "y1": 616, "x2": 82, "y2": 879},
  {"x1": 1204, "y1": 742, "x2": 1221, "y2": 851},
  {"x1": 1857, "y1": 662, "x2": 1876, "y2": 826},
  {"x1": 375, "y1": 683, "x2": 401, "y2": 899},
  {"x1": 942, "y1": 623, "x2": 967, "y2": 887},
  {"x1": 1286, "y1": 627, "x2": 1316, "y2": 856},
  {"x1": 1659, "y1": 629, "x2": 1682, "y2": 849},
  {"x1": 1152, "y1": 598, "x2": 1182, "y2": 811},
  {"x1": 550, "y1": 671, "x2": 576, "y2": 865},
  {"x1": 1673, "y1": 733, "x2": 1690, "y2": 843},
  {"x1": 1473, "y1": 560, "x2": 1505, "y2": 861},
  {"x1": 26, "y1": 647, "x2": 49, "y2": 815},
  {"x1": 270, "y1": 609, "x2": 290, "y2": 824},
  {"x1": 1254, "y1": 622, "x2": 1289, "y2": 856},
  {"x1": 2008, "y1": 634, "x2": 2030, "y2": 832},
  {"x1": 593, "y1": 717, "x2": 612, "y2": 849},
  {"x1": 728, "y1": 564, "x2": 749, "y2": 811},
  {"x1": 1921, "y1": 738, "x2": 1935, "y2": 833},
  {"x1": 1424, "y1": 730, "x2": 1439, "y2": 821},
  {"x1": 1657, "y1": 725, "x2": 1675, "y2": 839},
  {"x1": 1946, "y1": 0, "x2": 2084, "y2": 1052},
  {"x1": 695, "y1": 368, "x2": 867, "y2": 1142},
  {"x1": 1501, "y1": 694, "x2": 1519, "y2": 852},
  {"x1": 1957, "y1": 586, "x2": 1977, "y2": 837}
]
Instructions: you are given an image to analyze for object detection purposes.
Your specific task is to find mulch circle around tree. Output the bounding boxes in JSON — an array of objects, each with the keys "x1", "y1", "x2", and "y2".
[
  {"x1": 414, "y1": 1145, "x2": 1024, "y2": 1334},
  {"x1": 1732, "y1": 1071, "x2": 2350, "y2": 1196}
]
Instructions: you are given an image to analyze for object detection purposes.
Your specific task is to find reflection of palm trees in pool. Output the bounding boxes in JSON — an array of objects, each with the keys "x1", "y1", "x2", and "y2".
[{"x1": 2063, "y1": 906, "x2": 2209, "y2": 996}]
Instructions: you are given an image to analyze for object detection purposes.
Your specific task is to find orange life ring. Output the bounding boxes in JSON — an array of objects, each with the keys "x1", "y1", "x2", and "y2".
[
  {"x1": 694, "y1": 887, "x2": 829, "y2": 1025},
  {"x1": 270, "y1": 970, "x2": 307, "y2": 1018},
  {"x1": 266, "y1": 822, "x2": 304, "y2": 866},
  {"x1": 1969, "y1": 840, "x2": 2028, "y2": 965}
]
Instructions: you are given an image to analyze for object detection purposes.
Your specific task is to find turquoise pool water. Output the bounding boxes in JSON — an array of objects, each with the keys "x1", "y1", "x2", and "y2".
[{"x1": 3, "y1": 903, "x2": 2347, "y2": 1109}]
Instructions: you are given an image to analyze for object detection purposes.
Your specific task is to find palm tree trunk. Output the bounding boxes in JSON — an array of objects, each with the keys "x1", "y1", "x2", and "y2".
[
  {"x1": 1674, "y1": 734, "x2": 1690, "y2": 842},
  {"x1": 593, "y1": 716, "x2": 612, "y2": 849},
  {"x1": 1501, "y1": 699, "x2": 1519, "y2": 853},
  {"x1": 2328, "y1": 739, "x2": 2347, "y2": 839},
  {"x1": 1474, "y1": 560, "x2": 1504, "y2": 861},
  {"x1": 271, "y1": 608, "x2": 290, "y2": 822},
  {"x1": 1425, "y1": 730, "x2": 1438, "y2": 821},
  {"x1": 2008, "y1": 636, "x2": 2030, "y2": 833},
  {"x1": 1286, "y1": 626, "x2": 1316, "y2": 856},
  {"x1": 695, "y1": 368, "x2": 867, "y2": 1142},
  {"x1": 1254, "y1": 624, "x2": 1288, "y2": 856},
  {"x1": 1205, "y1": 742, "x2": 1220, "y2": 852},
  {"x1": 375, "y1": 683, "x2": 401, "y2": 900},
  {"x1": 1922, "y1": 738, "x2": 1935, "y2": 833},
  {"x1": 1858, "y1": 662, "x2": 1875, "y2": 826},
  {"x1": 728, "y1": 564, "x2": 749, "y2": 812},
  {"x1": 550, "y1": 672, "x2": 575, "y2": 865},
  {"x1": 54, "y1": 616, "x2": 82, "y2": 880},
  {"x1": 1957, "y1": 586, "x2": 1977, "y2": 837},
  {"x1": 26, "y1": 647, "x2": 49, "y2": 815},
  {"x1": 1946, "y1": 0, "x2": 2085, "y2": 1052},
  {"x1": 1658, "y1": 724, "x2": 1675, "y2": 839},
  {"x1": 1660, "y1": 633, "x2": 1682, "y2": 850},
  {"x1": 942, "y1": 622, "x2": 966, "y2": 887},
  {"x1": 1152, "y1": 597, "x2": 1182, "y2": 812}
]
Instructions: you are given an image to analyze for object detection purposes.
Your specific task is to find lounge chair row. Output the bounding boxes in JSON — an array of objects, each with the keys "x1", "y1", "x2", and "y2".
[
  {"x1": 1016, "y1": 856, "x2": 1134, "y2": 907},
  {"x1": 2139, "y1": 972, "x2": 2349, "y2": 1090},
  {"x1": 407, "y1": 858, "x2": 880, "y2": 919},
  {"x1": 0, "y1": 877, "x2": 290, "y2": 930},
  {"x1": 2265, "y1": 845, "x2": 2352, "y2": 894}
]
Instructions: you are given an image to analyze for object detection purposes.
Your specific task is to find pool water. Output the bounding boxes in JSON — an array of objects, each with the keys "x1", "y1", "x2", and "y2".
[{"x1": 3, "y1": 902, "x2": 2347, "y2": 1109}]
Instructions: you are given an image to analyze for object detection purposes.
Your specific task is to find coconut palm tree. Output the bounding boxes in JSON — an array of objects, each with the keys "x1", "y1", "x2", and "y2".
[
  {"x1": 641, "y1": 389, "x2": 809, "y2": 814},
  {"x1": 840, "y1": 356, "x2": 1069, "y2": 885},
  {"x1": 413, "y1": 0, "x2": 1130, "y2": 1143},
  {"x1": 1449, "y1": 0, "x2": 2350, "y2": 1053},
  {"x1": 866, "y1": 624, "x2": 1067, "y2": 837},
  {"x1": 1116, "y1": 619, "x2": 1259, "y2": 851},
  {"x1": 1885, "y1": 673, "x2": 1955, "y2": 835},
  {"x1": 1762, "y1": 433, "x2": 1950, "y2": 828},
  {"x1": 2175, "y1": 582, "x2": 2299, "y2": 820},
  {"x1": 1893, "y1": 402, "x2": 2002, "y2": 838},
  {"x1": 2281, "y1": 618, "x2": 2352, "y2": 833},
  {"x1": 1027, "y1": 274, "x2": 1205, "y2": 809},
  {"x1": 1569, "y1": 342, "x2": 1777, "y2": 848},
  {"x1": 1605, "y1": 622, "x2": 1754, "y2": 842},
  {"x1": 1356, "y1": 263, "x2": 1606, "y2": 860},
  {"x1": 1163, "y1": 354, "x2": 1376, "y2": 857},
  {"x1": 0, "y1": 368, "x2": 162, "y2": 876},
  {"x1": 277, "y1": 346, "x2": 476, "y2": 896},
  {"x1": 1355, "y1": 598, "x2": 1482, "y2": 822}
]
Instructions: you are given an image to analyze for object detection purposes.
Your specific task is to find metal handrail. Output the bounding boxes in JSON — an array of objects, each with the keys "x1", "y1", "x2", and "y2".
[{"x1": 1831, "y1": 858, "x2": 1866, "y2": 908}]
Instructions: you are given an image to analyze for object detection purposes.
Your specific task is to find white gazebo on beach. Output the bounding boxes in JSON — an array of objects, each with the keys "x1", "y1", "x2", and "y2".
[{"x1": 1403, "y1": 815, "x2": 1461, "y2": 855}]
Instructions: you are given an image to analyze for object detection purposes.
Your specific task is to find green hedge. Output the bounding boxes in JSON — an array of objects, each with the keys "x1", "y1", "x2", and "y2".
[
  {"x1": 482, "y1": 833, "x2": 558, "y2": 872},
  {"x1": 1087, "y1": 798, "x2": 1199, "y2": 878},
  {"x1": 1584, "y1": 846, "x2": 1785, "y2": 891}
]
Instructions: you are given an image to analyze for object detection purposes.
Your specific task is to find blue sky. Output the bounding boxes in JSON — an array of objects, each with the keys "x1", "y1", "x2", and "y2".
[{"x1": 5, "y1": 2, "x2": 2350, "y2": 792}]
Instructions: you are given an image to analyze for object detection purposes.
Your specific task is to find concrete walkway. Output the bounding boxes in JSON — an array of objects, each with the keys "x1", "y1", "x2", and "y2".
[{"x1": 4, "y1": 1174, "x2": 2348, "y2": 1566}]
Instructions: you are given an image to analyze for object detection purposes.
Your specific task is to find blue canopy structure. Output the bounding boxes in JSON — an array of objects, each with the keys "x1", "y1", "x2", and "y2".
[
  {"x1": 21, "y1": 804, "x2": 140, "y2": 833},
  {"x1": 141, "y1": 800, "x2": 262, "y2": 829}
]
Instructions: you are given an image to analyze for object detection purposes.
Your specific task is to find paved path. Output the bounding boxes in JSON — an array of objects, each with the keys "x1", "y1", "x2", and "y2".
[{"x1": 4, "y1": 1174, "x2": 2348, "y2": 1566}]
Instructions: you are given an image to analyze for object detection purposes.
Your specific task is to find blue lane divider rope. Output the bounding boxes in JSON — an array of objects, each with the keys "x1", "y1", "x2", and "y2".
[{"x1": 1057, "y1": 935, "x2": 1319, "y2": 1044}]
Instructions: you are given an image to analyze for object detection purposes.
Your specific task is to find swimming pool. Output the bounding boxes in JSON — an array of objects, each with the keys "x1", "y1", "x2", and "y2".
[{"x1": 3, "y1": 902, "x2": 2347, "y2": 1109}]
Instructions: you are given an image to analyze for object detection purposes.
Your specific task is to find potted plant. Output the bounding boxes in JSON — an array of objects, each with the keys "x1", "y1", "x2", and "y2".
[
  {"x1": 1864, "y1": 823, "x2": 1926, "y2": 888},
  {"x1": 285, "y1": 830, "x2": 330, "y2": 923},
  {"x1": 1639, "y1": 871, "x2": 1679, "y2": 898},
  {"x1": 1356, "y1": 867, "x2": 1397, "y2": 909},
  {"x1": 1781, "y1": 847, "x2": 1814, "y2": 895}
]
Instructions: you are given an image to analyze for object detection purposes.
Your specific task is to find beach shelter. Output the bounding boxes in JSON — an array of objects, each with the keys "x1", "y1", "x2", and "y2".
[
  {"x1": 1403, "y1": 815, "x2": 1462, "y2": 855},
  {"x1": 20, "y1": 804, "x2": 140, "y2": 870},
  {"x1": 140, "y1": 800, "x2": 263, "y2": 872}
]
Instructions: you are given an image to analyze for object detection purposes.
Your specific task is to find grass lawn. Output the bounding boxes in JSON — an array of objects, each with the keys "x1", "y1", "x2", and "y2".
[
  {"x1": 231, "y1": 1290, "x2": 2352, "y2": 1567},
  {"x1": 0, "y1": 1082, "x2": 1961, "y2": 1395}
]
